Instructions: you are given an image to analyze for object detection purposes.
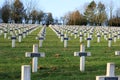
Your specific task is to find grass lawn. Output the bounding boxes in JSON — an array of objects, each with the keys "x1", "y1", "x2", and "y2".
[{"x1": 0, "y1": 26, "x2": 120, "y2": 80}]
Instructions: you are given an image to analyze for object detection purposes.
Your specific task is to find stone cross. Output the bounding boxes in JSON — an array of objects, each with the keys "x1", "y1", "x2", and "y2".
[
  {"x1": 74, "y1": 44, "x2": 91, "y2": 72},
  {"x1": 21, "y1": 65, "x2": 31, "y2": 80},
  {"x1": 25, "y1": 44, "x2": 45, "y2": 72},
  {"x1": 96, "y1": 62, "x2": 120, "y2": 80},
  {"x1": 64, "y1": 34, "x2": 68, "y2": 48}
]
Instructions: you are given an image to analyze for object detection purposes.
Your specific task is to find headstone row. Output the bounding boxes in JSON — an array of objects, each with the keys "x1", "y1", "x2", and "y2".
[
  {"x1": 0, "y1": 24, "x2": 40, "y2": 48},
  {"x1": 36, "y1": 26, "x2": 46, "y2": 47},
  {"x1": 50, "y1": 26, "x2": 70, "y2": 48},
  {"x1": 50, "y1": 25, "x2": 120, "y2": 48}
]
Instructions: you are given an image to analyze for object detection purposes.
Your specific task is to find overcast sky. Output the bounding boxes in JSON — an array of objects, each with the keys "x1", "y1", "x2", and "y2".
[{"x1": 0, "y1": 0, "x2": 120, "y2": 18}]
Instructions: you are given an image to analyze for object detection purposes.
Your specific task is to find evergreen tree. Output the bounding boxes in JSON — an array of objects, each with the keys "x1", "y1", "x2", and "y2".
[
  {"x1": 1, "y1": 3, "x2": 11, "y2": 23},
  {"x1": 84, "y1": 1, "x2": 96, "y2": 25},
  {"x1": 95, "y1": 2, "x2": 107, "y2": 25},
  {"x1": 46, "y1": 13, "x2": 53, "y2": 25}
]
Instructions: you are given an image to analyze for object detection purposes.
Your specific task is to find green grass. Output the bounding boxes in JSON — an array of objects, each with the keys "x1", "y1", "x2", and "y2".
[{"x1": 0, "y1": 26, "x2": 120, "y2": 80}]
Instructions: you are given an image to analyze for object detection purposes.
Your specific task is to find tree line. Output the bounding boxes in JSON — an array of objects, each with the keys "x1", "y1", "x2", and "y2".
[
  {"x1": 0, "y1": 0, "x2": 120, "y2": 26},
  {"x1": 0, "y1": 0, "x2": 54, "y2": 25},
  {"x1": 63, "y1": 1, "x2": 120, "y2": 26}
]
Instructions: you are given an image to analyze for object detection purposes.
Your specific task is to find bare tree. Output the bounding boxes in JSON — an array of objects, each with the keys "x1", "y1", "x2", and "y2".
[
  {"x1": 64, "y1": 10, "x2": 87, "y2": 25},
  {"x1": 23, "y1": 0, "x2": 40, "y2": 23},
  {"x1": 109, "y1": 0, "x2": 114, "y2": 19},
  {"x1": 116, "y1": 8, "x2": 120, "y2": 18}
]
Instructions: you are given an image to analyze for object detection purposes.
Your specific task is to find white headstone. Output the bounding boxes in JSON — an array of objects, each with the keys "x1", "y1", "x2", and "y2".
[
  {"x1": 58, "y1": 31, "x2": 61, "y2": 38},
  {"x1": 4, "y1": 31, "x2": 7, "y2": 39},
  {"x1": 115, "y1": 51, "x2": 120, "y2": 55},
  {"x1": 104, "y1": 33, "x2": 107, "y2": 40},
  {"x1": 114, "y1": 35, "x2": 117, "y2": 43},
  {"x1": 118, "y1": 33, "x2": 120, "y2": 39},
  {"x1": 84, "y1": 31, "x2": 87, "y2": 37},
  {"x1": 11, "y1": 36, "x2": 16, "y2": 48},
  {"x1": 108, "y1": 38, "x2": 112, "y2": 47},
  {"x1": 96, "y1": 62, "x2": 120, "y2": 80},
  {"x1": 74, "y1": 31, "x2": 77, "y2": 39},
  {"x1": 25, "y1": 44, "x2": 45, "y2": 72},
  {"x1": 18, "y1": 34, "x2": 22, "y2": 42},
  {"x1": 74, "y1": 44, "x2": 91, "y2": 72},
  {"x1": 23, "y1": 31, "x2": 26, "y2": 38},
  {"x1": 64, "y1": 34, "x2": 68, "y2": 48},
  {"x1": 97, "y1": 35, "x2": 101, "y2": 43},
  {"x1": 80, "y1": 34, "x2": 83, "y2": 43},
  {"x1": 39, "y1": 37, "x2": 44, "y2": 47},
  {"x1": 21, "y1": 65, "x2": 31, "y2": 80},
  {"x1": 106, "y1": 63, "x2": 115, "y2": 77},
  {"x1": 60, "y1": 32, "x2": 64, "y2": 42},
  {"x1": 87, "y1": 38, "x2": 91, "y2": 48}
]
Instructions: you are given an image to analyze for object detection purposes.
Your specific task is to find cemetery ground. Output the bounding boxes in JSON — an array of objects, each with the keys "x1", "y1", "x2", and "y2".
[{"x1": 1, "y1": 25, "x2": 120, "y2": 80}]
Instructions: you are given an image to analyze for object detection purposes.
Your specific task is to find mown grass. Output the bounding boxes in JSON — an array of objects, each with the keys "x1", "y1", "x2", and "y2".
[{"x1": 0, "y1": 26, "x2": 120, "y2": 80}]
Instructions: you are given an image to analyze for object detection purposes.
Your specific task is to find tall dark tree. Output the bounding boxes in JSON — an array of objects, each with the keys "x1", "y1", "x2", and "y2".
[
  {"x1": 46, "y1": 13, "x2": 54, "y2": 25},
  {"x1": 84, "y1": 1, "x2": 96, "y2": 25},
  {"x1": 108, "y1": 17, "x2": 120, "y2": 26},
  {"x1": 95, "y1": 2, "x2": 107, "y2": 25},
  {"x1": 108, "y1": 7, "x2": 120, "y2": 26},
  {"x1": 13, "y1": 0, "x2": 25, "y2": 23},
  {"x1": 0, "y1": 8, "x2": 2, "y2": 19},
  {"x1": 1, "y1": 1, "x2": 11, "y2": 23}
]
